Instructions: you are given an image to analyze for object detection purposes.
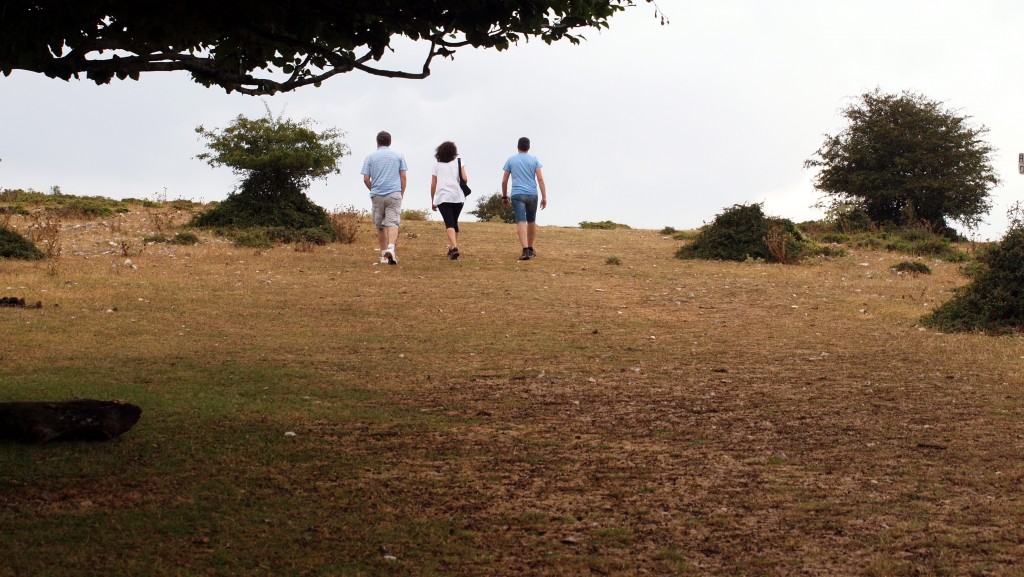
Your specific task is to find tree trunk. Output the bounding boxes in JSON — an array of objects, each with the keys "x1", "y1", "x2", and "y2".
[{"x1": 0, "y1": 400, "x2": 142, "y2": 443}]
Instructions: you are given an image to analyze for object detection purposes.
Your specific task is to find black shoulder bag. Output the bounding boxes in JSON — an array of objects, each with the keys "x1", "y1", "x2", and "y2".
[{"x1": 457, "y1": 158, "x2": 472, "y2": 196}]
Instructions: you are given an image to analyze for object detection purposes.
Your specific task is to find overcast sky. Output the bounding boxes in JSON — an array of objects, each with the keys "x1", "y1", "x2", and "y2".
[{"x1": 2, "y1": 0, "x2": 1022, "y2": 239}]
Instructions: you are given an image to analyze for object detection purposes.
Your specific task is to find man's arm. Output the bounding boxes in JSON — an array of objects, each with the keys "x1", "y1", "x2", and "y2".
[
  {"x1": 400, "y1": 170, "x2": 407, "y2": 197},
  {"x1": 536, "y1": 168, "x2": 547, "y2": 209},
  {"x1": 363, "y1": 174, "x2": 372, "y2": 191},
  {"x1": 501, "y1": 171, "x2": 511, "y2": 205}
]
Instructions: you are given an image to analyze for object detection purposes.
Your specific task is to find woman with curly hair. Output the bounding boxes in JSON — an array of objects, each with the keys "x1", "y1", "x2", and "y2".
[{"x1": 430, "y1": 140, "x2": 469, "y2": 259}]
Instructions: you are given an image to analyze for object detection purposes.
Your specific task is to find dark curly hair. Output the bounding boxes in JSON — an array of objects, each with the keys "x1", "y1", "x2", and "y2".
[{"x1": 434, "y1": 141, "x2": 458, "y2": 163}]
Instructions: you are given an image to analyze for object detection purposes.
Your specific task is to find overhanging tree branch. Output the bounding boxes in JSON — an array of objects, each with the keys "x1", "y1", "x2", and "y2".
[{"x1": 1, "y1": 0, "x2": 667, "y2": 95}]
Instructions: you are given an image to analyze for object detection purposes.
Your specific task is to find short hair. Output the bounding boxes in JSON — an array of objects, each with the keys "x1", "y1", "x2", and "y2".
[
  {"x1": 434, "y1": 141, "x2": 458, "y2": 163},
  {"x1": 517, "y1": 137, "x2": 531, "y2": 152},
  {"x1": 376, "y1": 131, "x2": 392, "y2": 147}
]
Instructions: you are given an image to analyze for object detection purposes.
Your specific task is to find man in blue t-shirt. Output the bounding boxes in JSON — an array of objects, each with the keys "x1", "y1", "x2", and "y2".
[
  {"x1": 361, "y1": 131, "x2": 408, "y2": 265},
  {"x1": 501, "y1": 137, "x2": 548, "y2": 260}
]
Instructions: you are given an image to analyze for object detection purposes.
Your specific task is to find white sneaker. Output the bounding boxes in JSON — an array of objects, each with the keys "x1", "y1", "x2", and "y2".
[
  {"x1": 379, "y1": 256, "x2": 389, "y2": 265},
  {"x1": 384, "y1": 250, "x2": 397, "y2": 265}
]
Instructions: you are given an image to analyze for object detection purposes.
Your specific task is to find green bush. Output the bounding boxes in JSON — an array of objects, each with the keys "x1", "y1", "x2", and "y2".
[
  {"x1": 922, "y1": 223, "x2": 1024, "y2": 333},
  {"x1": 660, "y1": 226, "x2": 677, "y2": 235},
  {"x1": 580, "y1": 220, "x2": 630, "y2": 230},
  {"x1": 0, "y1": 227, "x2": 44, "y2": 260},
  {"x1": 891, "y1": 261, "x2": 932, "y2": 275},
  {"x1": 605, "y1": 256, "x2": 622, "y2": 265},
  {"x1": 232, "y1": 230, "x2": 274, "y2": 248},
  {"x1": 171, "y1": 232, "x2": 200, "y2": 245},
  {"x1": 675, "y1": 203, "x2": 817, "y2": 264},
  {"x1": 469, "y1": 193, "x2": 515, "y2": 224}
]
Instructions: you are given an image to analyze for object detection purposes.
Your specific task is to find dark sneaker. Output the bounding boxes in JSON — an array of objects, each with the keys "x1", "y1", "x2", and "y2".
[
  {"x1": 451, "y1": 247, "x2": 460, "y2": 260},
  {"x1": 527, "y1": 247, "x2": 536, "y2": 258},
  {"x1": 384, "y1": 249, "x2": 397, "y2": 265},
  {"x1": 519, "y1": 248, "x2": 532, "y2": 261}
]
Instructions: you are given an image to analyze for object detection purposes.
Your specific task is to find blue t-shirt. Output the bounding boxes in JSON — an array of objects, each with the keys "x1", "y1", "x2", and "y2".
[
  {"x1": 502, "y1": 153, "x2": 543, "y2": 196},
  {"x1": 361, "y1": 147, "x2": 408, "y2": 197}
]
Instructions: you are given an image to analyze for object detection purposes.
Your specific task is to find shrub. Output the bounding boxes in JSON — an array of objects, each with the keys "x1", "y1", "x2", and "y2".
[
  {"x1": 401, "y1": 208, "x2": 430, "y2": 221},
  {"x1": 922, "y1": 218, "x2": 1024, "y2": 333},
  {"x1": 190, "y1": 184, "x2": 334, "y2": 237},
  {"x1": 675, "y1": 203, "x2": 817, "y2": 264},
  {"x1": 581, "y1": 221, "x2": 626, "y2": 230},
  {"x1": 0, "y1": 227, "x2": 44, "y2": 260},
  {"x1": 891, "y1": 261, "x2": 932, "y2": 275},
  {"x1": 469, "y1": 193, "x2": 515, "y2": 224},
  {"x1": 329, "y1": 205, "x2": 361, "y2": 244},
  {"x1": 660, "y1": 226, "x2": 677, "y2": 235},
  {"x1": 232, "y1": 230, "x2": 274, "y2": 248},
  {"x1": 171, "y1": 232, "x2": 200, "y2": 245},
  {"x1": 605, "y1": 256, "x2": 622, "y2": 265},
  {"x1": 881, "y1": 229, "x2": 965, "y2": 261}
]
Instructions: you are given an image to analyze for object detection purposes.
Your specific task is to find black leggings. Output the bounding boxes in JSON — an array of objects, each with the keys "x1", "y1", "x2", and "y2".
[{"x1": 437, "y1": 202, "x2": 464, "y2": 233}]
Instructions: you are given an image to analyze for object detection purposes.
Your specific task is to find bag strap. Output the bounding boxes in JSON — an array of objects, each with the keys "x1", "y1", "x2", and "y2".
[{"x1": 457, "y1": 158, "x2": 462, "y2": 182}]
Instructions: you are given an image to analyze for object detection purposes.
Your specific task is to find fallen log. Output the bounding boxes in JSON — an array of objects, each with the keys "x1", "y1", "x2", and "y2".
[{"x1": 0, "y1": 400, "x2": 142, "y2": 443}]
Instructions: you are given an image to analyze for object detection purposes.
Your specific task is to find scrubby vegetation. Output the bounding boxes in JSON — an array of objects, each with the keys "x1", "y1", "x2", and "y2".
[
  {"x1": 0, "y1": 226, "x2": 44, "y2": 259},
  {"x1": 922, "y1": 211, "x2": 1024, "y2": 333},
  {"x1": 891, "y1": 261, "x2": 932, "y2": 276},
  {"x1": 189, "y1": 187, "x2": 335, "y2": 243},
  {"x1": 675, "y1": 203, "x2": 819, "y2": 264},
  {"x1": 401, "y1": 208, "x2": 430, "y2": 221},
  {"x1": 1, "y1": 188, "x2": 130, "y2": 218},
  {"x1": 580, "y1": 220, "x2": 630, "y2": 230},
  {"x1": 328, "y1": 206, "x2": 362, "y2": 244}
]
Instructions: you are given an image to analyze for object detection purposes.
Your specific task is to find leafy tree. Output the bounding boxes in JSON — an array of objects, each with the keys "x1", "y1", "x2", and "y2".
[
  {"x1": 1, "y1": 1, "x2": 666, "y2": 95},
  {"x1": 805, "y1": 89, "x2": 998, "y2": 235},
  {"x1": 191, "y1": 107, "x2": 349, "y2": 238},
  {"x1": 469, "y1": 193, "x2": 515, "y2": 224}
]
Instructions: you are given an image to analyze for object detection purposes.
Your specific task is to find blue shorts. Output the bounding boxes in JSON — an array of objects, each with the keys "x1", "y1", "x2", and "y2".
[{"x1": 511, "y1": 194, "x2": 539, "y2": 223}]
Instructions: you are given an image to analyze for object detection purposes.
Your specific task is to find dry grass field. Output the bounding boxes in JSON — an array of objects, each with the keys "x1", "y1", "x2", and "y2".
[{"x1": 1, "y1": 207, "x2": 1022, "y2": 576}]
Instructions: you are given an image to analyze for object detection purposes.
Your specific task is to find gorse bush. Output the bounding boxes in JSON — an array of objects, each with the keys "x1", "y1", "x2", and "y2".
[
  {"x1": 922, "y1": 215, "x2": 1024, "y2": 333},
  {"x1": 891, "y1": 261, "x2": 932, "y2": 275},
  {"x1": 675, "y1": 203, "x2": 817, "y2": 264},
  {"x1": 0, "y1": 227, "x2": 44, "y2": 260}
]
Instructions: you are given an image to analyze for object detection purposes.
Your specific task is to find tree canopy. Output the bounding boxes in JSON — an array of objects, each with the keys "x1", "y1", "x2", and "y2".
[
  {"x1": 1, "y1": 0, "x2": 665, "y2": 95},
  {"x1": 805, "y1": 89, "x2": 999, "y2": 234}
]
